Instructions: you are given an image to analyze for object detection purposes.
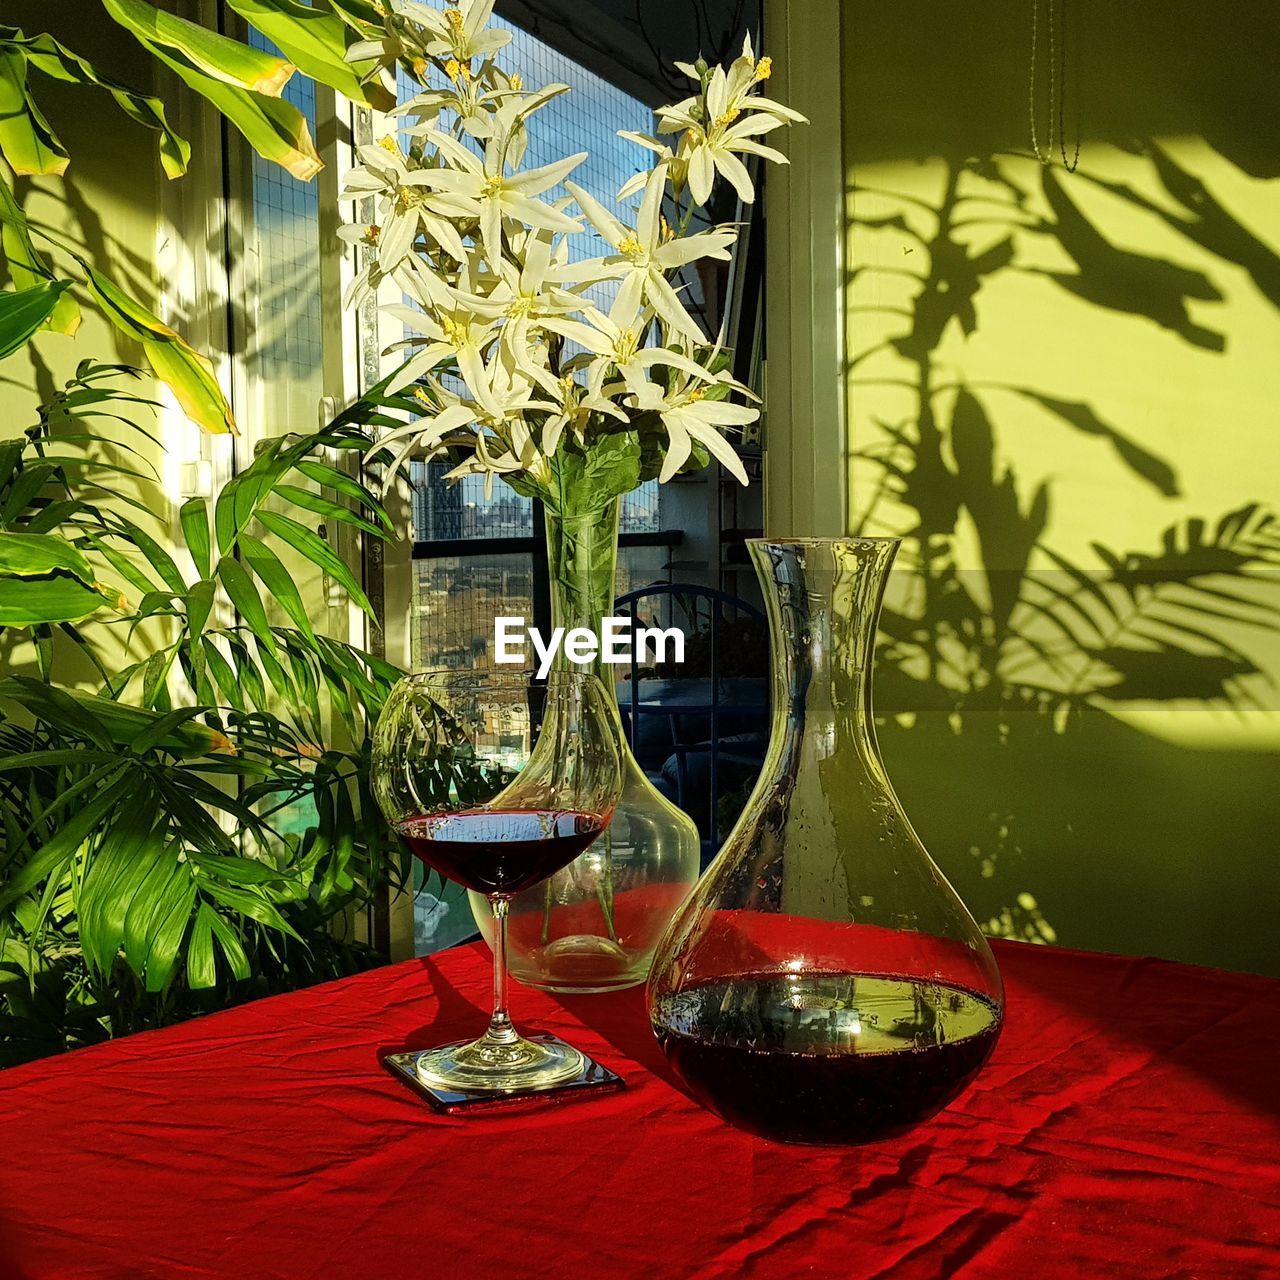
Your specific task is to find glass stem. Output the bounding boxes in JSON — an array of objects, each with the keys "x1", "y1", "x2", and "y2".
[{"x1": 485, "y1": 895, "x2": 518, "y2": 1046}]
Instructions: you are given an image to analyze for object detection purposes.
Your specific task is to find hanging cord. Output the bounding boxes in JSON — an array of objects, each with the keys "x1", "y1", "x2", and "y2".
[{"x1": 1030, "y1": 0, "x2": 1081, "y2": 171}]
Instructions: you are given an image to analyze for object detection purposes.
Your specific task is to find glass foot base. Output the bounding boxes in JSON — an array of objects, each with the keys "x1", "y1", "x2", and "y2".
[
  {"x1": 519, "y1": 935, "x2": 647, "y2": 994},
  {"x1": 383, "y1": 1035, "x2": 624, "y2": 1114}
]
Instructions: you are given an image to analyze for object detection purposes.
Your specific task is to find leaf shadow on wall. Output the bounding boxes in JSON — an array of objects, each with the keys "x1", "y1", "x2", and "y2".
[{"x1": 846, "y1": 145, "x2": 1280, "y2": 978}]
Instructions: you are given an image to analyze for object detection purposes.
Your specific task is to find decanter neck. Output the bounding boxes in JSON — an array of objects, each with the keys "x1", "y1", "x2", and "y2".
[{"x1": 751, "y1": 538, "x2": 900, "y2": 744}]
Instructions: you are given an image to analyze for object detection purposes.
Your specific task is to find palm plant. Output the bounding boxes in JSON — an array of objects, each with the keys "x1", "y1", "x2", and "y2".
[{"x1": 0, "y1": 362, "x2": 414, "y2": 1065}]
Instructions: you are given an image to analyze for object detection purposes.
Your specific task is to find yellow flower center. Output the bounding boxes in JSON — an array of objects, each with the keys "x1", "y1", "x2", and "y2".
[
  {"x1": 446, "y1": 9, "x2": 465, "y2": 30},
  {"x1": 441, "y1": 316, "x2": 468, "y2": 345},
  {"x1": 756, "y1": 57, "x2": 773, "y2": 81},
  {"x1": 616, "y1": 329, "x2": 639, "y2": 361},
  {"x1": 395, "y1": 185, "x2": 429, "y2": 212},
  {"x1": 444, "y1": 58, "x2": 462, "y2": 80},
  {"x1": 363, "y1": 224, "x2": 381, "y2": 244},
  {"x1": 378, "y1": 135, "x2": 400, "y2": 155},
  {"x1": 412, "y1": 386, "x2": 433, "y2": 405},
  {"x1": 617, "y1": 235, "x2": 645, "y2": 261},
  {"x1": 481, "y1": 176, "x2": 505, "y2": 198},
  {"x1": 506, "y1": 296, "x2": 534, "y2": 319},
  {"x1": 713, "y1": 109, "x2": 741, "y2": 130},
  {"x1": 510, "y1": 73, "x2": 524, "y2": 91},
  {"x1": 688, "y1": 387, "x2": 706, "y2": 402},
  {"x1": 411, "y1": 57, "x2": 428, "y2": 79}
]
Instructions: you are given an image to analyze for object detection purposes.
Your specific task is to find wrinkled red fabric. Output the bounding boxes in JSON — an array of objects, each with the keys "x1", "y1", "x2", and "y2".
[{"x1": 0, "y1": 939, "x2": 1277, "y2": 1280}]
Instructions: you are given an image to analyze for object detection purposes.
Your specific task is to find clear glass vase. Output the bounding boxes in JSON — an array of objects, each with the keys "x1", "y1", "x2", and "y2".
[
  {"x1": 470, "y1": 500, "x2": 701, "y2": 993},
  {"x1": 647, "y1": 537, "x2": 1004, "y2": 1144}
]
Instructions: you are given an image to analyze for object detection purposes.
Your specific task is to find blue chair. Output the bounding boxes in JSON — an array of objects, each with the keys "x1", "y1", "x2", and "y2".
[{"x1": 613, "y1": 583, "x2": 770, "y2": 864}]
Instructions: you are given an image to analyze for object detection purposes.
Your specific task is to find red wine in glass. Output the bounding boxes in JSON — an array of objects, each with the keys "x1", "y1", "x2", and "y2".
[
  {"x1": 652, "y1": 971, "x2": 1001, "y2": 1145},
  {"x1": 397, "y1": 808, "x2": 609, "y2": 896}
]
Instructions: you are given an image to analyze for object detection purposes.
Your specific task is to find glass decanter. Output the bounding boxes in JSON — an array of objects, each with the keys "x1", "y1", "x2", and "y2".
[
  {"x1": 648, "y1": 538, "x2": 1004, "y2": 1145},
  {"x1": 470, "y1": 501, "x2": 701, "y2": 993}
]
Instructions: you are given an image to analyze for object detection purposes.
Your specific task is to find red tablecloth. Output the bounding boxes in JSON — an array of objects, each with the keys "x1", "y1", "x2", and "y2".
[{"x1": 0, "y1": 939, "x2": 1277, "y2": 1280}]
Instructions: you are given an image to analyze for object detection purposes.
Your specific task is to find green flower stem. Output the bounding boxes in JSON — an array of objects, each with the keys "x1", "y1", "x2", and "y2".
[{"x1": 543, "y1": 499, "x2": 622, "y2": 942}]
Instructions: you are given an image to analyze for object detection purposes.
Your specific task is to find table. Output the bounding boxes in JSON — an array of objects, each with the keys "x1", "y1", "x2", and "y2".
[{"x1": 1, "y1": 939, "x2": 1277, "y2": 1279}]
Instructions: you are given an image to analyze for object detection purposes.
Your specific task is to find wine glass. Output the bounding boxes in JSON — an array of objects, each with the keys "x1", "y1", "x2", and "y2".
[{"x1": 372, "y1": 669, "x2": 623, "y2": 1096}]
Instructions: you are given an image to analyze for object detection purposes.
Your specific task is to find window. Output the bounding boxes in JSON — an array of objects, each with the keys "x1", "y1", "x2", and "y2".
[
  {"x1": 242, "y1": 27, "x2": 325, "y2": 432},
  {"x1": 400, "y1": 13, "x2": 680, "y2": 676}
]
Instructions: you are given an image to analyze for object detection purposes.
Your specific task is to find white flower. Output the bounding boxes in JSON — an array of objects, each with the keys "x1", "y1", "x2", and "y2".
[
  {"x1": 566, "y1": 165, "x2": 734, "y2": 342},
  {"x1": 338, "y1": 4, "x2": 805, "y2": 499},
  {"x1": 615, "y1": 132, "x2": 681, "y2": 200},
  {"x1": 449, "y1": 229, "x2": 608, "y2": 369},
  {"x1": 411, "y1": 127, "x2": 585, "y2": 268},
  {"x1": 578, "y1": 288, "x2": 719, "y2": 403},
  {"x1": 382, "y1": 260, "x2": 503, "y2": 405},
  {"x1": 630, "y1": 364, "x2": 758, "y2": 485},
  {"x1": 394, "y1": 0, "x2": 511, "y2": 65},
  {"x1": 535, "y1": 373, "x2": 627, "y2": 459},
  {"x1": 342, "y1": 138, "x2": 471, "y2": 271},
  {"x1": 657, "y1": 37, "x2": 806, "y2": 206}
]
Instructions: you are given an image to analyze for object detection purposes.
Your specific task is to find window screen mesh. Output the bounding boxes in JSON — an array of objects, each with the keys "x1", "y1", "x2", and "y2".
[{"x1": 247, "y1": 30, "x2": 323, "y2": 384}]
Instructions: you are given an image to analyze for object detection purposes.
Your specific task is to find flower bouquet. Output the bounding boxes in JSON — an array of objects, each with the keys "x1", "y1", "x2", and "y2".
[{"x1": 342, "y1": 0, "x2": 805, "y2": 991}]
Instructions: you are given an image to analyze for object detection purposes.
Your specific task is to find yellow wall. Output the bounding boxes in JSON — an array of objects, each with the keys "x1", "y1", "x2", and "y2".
[{"x1": 840, "y1": 3, "x2": 1280, "y2": 974}]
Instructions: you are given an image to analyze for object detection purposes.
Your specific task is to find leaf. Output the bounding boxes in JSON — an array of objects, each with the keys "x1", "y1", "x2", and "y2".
[
  {"x1": 255, "y1": 510, "x2": 374, "y2": 615},
  {"x1": 201, "y1": 880, "x2": 301, "y2": 941},
  {"x1": 179, "y1": 497, "x2": 212, "y2": 579},
  {"x1": 545, "y1": 433, "x2": 642, "y2": 517},
  {"x1": 99, "y1": 0, "x2": 295, "y2": 96},
  {"x1": 105, "y1": 515, "x2": 188, "y2": 595},
  {"x1": 274, "y1": 484, "x2": 385, "y2": 538},
  {"x1": 0, "y1": 678, "x2": 231, "y2": 756},
  {"x1": 130, "y1": 706, "x2": 208, "y2": 756},
  {"x1": 78, "y1": 796, "x2": 170, "y2": 977},
  {"x1": 222, "y1": 0, "x2": 393, "y2": 110},
  {"x1": 186, "y1": 576, "x2": 216, "y2": 638},
  {"x1": 0, "y1": 281, "x2": 72, "y2": 360},
  {"x1": 0, "y1": 575, "x2": 120, "y2": 626},
  {"x1": 237, "y1": 533, "x2": 316, "y2": 644},
  {"x1": 201, "y1": 637, "x2": 245, "y2": 710},
  {"x1": 99, "y1": 2, "x2": 321, "y2": 180},
  {"x1": 213, "y1": 438, "x2": 288, "y2": 553},
  {"x1": 79, "y1": 263, "x2": 236, "y2": 435},
  {"x1": 217, "y1": 555, "x2": 277, "y2": 654},
  {"x1": 10, "y1": 26, "x2": 191, "y2": 179},
  {"x1": 78, "y1": 532, "x2": 159, "y2": 596},
  {"x1": 223, "y1": 632, "x2": 267, "y2": 706},
  {"x1": 0, "y1": 775, "x2": 129, "y2": 911},
  {"x1": 172, "y1": 69, "x2": 322, "y2": 181},
  {"x1": 191, "y1": 852, "x2": 288, "y2": 885},
  {"x1": 201, "y1": 904, "x2": 250, "y2": 980},
  {"x1": 295, "y1": 459, "x2": 391, "y2": 529},
  {"x1": 255, "y1": 634, "x2": 297, "y2": 705},
  {"x1": 121, "y1": 848, "x2": 182, "y2": 975},
  {"x1": 187, "y1": 903, "x2": 216, "y2": 989},
  {"x1": 140, "y1": 646, "x2": 177, "y2": 708},
  {"x1": 0, "y1": 531, "x2": 95, "y2": 581},
  {"x1": 0, "y1": 170, "x2": 79, "y2": 334},
  {"x1": 143, "y1": 869, "x2": 197, "y2": 992},
  {"x1": 0, "y1": 50, "x2": 67, "y2": 176}
]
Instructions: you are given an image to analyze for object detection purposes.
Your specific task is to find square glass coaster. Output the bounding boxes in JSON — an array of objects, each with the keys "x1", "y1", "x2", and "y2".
[{"x1": 382, "y1": 1035, "x2": 625, "y2": 1114}]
